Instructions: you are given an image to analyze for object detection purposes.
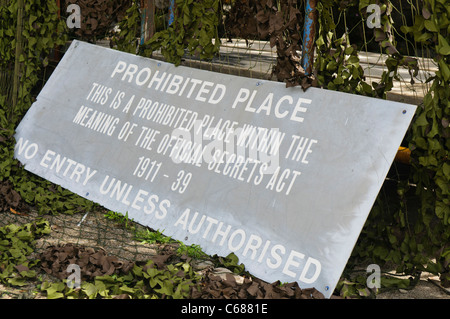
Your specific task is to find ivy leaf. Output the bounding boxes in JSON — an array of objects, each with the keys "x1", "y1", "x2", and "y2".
[
  {"x1": 415, "y1": 112, "x2": 429, "y2": 127},
  {"x1": 29, "y1": 15, "x2": 37, "y2": 28},
  {"x1": 334, "y1": 75, "x2": 344, "y2": 85},
  {"x1": 437, "y1": 34, "x2": 450, "y2": 55},
  {"x1": 7, "y1": 276, "x2": 27, "y2": 287},
  {"x1": 155, "y1": 280, "x2": 174, "y2": 296},
  {"x1": 381, "y1": 276, "x2": 411, "y2": 289},
  {"x1": 43, "y1": 282, "x2": 66, "y2": 299},
  {"x1": 435, "y1": 201, "x2": 449, "y2": 220},
  {"x1": 119, "y1": 285, "x2": 135, "y2": 294},
  {"x1": 358, "y1": 0, "x2": 370, "y2": 11},
  {"x1": 424, "y1": 20, "x2": 438, "y2": 32},
  {"x1": 415, "y1": 32, "x2": 433, "y2": 43},
  {"x1": 438, "y1": 59, "x2": 450, "y2": 81},
  {"x1": 443, "y1": 162, "x2": 450, "y2": 178},
  {"x1": 82, "y1": 282, "x2": 98, "y2": 299},
  {"x1": 47, "y1": 290, "x2": 65, "y2": 299}
]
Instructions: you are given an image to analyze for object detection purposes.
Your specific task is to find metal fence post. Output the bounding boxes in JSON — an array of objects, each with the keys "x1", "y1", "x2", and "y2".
[
  {"x1": 168, "y1": 0, "x2": 176, "y2": 26},
  {"x1": 140, "y1": 0, "x2": 155, "y2": 45},
  {"x1": 301, "y1": 0, "x2": 317, "y2": 76},
  {"x1": 12, "y1": 0, "x2": 24, "y2": 118}
]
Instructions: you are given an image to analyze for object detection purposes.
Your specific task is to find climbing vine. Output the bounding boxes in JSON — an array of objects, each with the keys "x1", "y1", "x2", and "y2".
[
  {"x1": 110, "y1": 0, "x2": 141, "y2": 54},
  {"x1": 0, "y1": 0, "x2": 94, "y2": 214},
  {"x1": 406, "y1": 0, "x2": 449, "y2": 286},
  {"x1": 0, "y1": 219, "x2": 50, "y2": 287},
  {"x1": 111, "y1": 0, "x2": 221, "y2": 66},
  {"x1": 0, "y1": 0, "x2": 67, "y2": 123},
  {"x1": 143, "y1": 0, "x2": 221, "y2": 66},
  {"x1": 311, "y1": 0, "x2": 450, "y2": 294}
]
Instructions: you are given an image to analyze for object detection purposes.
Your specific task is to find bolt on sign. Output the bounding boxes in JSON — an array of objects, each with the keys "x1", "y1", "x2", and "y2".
[{"x1": 14, "y1": 40, "x2": 416, "y2": 297}]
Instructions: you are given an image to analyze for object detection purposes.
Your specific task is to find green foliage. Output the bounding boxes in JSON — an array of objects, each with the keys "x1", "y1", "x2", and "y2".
[
  {"x1": 142, "y1": 0, "x2": 221, "y2": 65},
  {"x1": 0, "y1": 0, "x2": 67, "y2": 123},
  {"x1": 134, "y1": 228, "x2": 208, "y2": 259},
  {"x1": 104, "y1": 210, "x2": 136, "y2": 231},
  {"x1": 336, "y1": 272, "x2": 415, "y2": 299},
  {"x1": 40, "y1": 259, "x2": 201, "y2": 299},
  {"x1": 104, "y1": 209, "x2": 209, "y2": 259},
  {"x1": 406, "y1": 0, "x2": 450, "y2": 287},
  {"x1": 212, "y1": 252, "x2": 247, "y2": 275},
  {"x1": 315, "y1": 0, "x2": 419, "y2": 98},
  {"x1": 315, "y1": 1, "x2": 372, "y2": 95},
  {"x1": 134, "y1": 228, "x2": 173, "y2": 244},
  {"x1": 312, "y1": 0, "x2": 449, "y2": 296},
  {"x1": 315, "y1": 32, "x2": 374, "y2": 95},
  {"x1": 112, "y1": 0, "x2": 222, "y2": 65},
  {"x1": 0, "y1": 219, "x2": 203, "y2": 299},
  {"x1": 0, "y1": 219, "x2": 50, "y2": 287},
  {"x1": 177, "y1": 243, "x2": 208, "y2": 259},
  {"x1": 0, "y1": 0, "x2": 94, "y2": 215},
  {"x1": 0, "y1": 216, "x2": 203, "y2": 299},
  {"x1": 111, "y1": 1, "x2": 141, "y2": 54}
]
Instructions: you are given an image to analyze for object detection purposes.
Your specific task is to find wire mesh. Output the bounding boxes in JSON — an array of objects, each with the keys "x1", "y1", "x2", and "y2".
[
  {"x1": 0, "y1": 207, "x2": 161, "y2": 263},
  {"x1": 143, "y1": 1, "x2": 433, "y2": 105}
]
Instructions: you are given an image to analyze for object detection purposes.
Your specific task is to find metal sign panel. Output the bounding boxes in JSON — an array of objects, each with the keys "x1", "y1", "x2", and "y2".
[{"x1": 14, "y1": 40, "x2": 416, "y2": 297}]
